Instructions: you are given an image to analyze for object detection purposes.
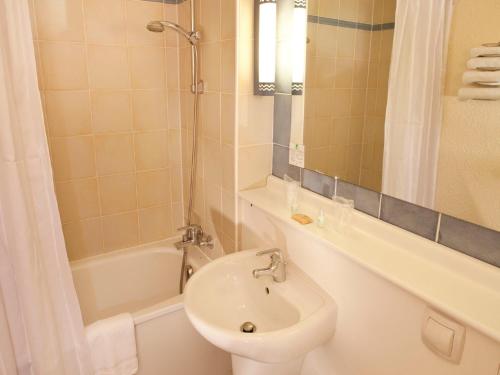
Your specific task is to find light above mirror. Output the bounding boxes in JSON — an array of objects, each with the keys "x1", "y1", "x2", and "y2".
[{"x1": 255, "y1": 0, "x2": 277, "y2": 95}]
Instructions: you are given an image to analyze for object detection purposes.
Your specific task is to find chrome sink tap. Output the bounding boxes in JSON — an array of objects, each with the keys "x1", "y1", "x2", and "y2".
[
  {"x1": 175, "y1": 224, "x2": 214, "y2": 250},
  {"x1": 252, "y1": 249, "x2": 287, "y2": 282}
]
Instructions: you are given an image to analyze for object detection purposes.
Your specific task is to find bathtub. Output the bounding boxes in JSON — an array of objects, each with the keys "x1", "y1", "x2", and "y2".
[{"x1": 71, "y1": 238, "x2": 232, "y2": 375}]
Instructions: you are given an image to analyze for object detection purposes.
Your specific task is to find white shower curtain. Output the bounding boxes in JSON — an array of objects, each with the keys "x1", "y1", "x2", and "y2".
[
  {"x1": 382, "y1": 0, "x2": 454, "y2": 208},
  {"x1": 0, "y1": 1, "x2": 92, "y2": 374}
]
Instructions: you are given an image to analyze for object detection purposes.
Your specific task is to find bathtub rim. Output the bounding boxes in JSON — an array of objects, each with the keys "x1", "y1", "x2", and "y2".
[{"x1": 70, "y1": 236, "x2": 212, "y2": 326}]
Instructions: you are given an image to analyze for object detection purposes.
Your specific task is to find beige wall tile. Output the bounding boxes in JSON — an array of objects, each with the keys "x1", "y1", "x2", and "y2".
[
  {"x1": 319, "y1": 0, "x2": 340, "y2": 18},
  {"x1": 221, "y1": 40, "x2": 236, "y2": 93},
  {"x1": 202, "y1": 92, "x2": 221, "y2": 141},
  {"x1": 163, "y1": 4, "x2": 179, "y2": 47},
  {"x1": 335, "y1": 59, "x2": 354, "y2": 88},
  {"x1": 238, "y1": 95, "x2": 274, "y2": 145},
  {"x1": 50, "y1": 136, "x2": 95, "y2": 181},
  {"x1": 91, "y1": 91, "x2": 133, "y2": 133},
  {"x1": 351, "y1": 89, "x2": 367, "y2": 116},
  {"x1": 201, "y1": 43, "x2": 221, "y2": 92},
  {"x1": 382, "y1": 0, "x2": 396, "y2": 23},
  {"x1": 99, "y1": 173, "x2": 137, "y2": 215},
  {"x1": 126, "y1": 0, "x2": 165, "y2": 46},
  {"x1": 167, "y1": 90, "x2": 181, "y2": 129},
  {"x1": 316, "y1": 24, "x2": 337, "y2": 59},
  {"x1": 35, "y1": 0, "x2": 85, "y2": 41},
  {"x1": 56, "y1": 178, "x2": 100, "y2": 223},
  {"x1": 39, "y1": 42, "x2": 88, "y2": 90},
  {"x1": 200, "y1": 0, "x2": 221, "y2": 43},
  {"x1": 339, "y1": 0, "x2": 359, "y2": 21},
  {"x1": 95, "y1": 134, "x2": 135, "y2": 175},
  {"x1": 355, "y1": 30, "x2": 371, "y2": 60},
  {"x1": 168, "y1": 129, "x2": 182, "y2": 167},
  {"x1": 203, "y1": 139, "x2": 222, "y2": 187},
  {"x1": 134, "y1": 131, "x2": 168, "y2": 170},
  {"x1": 102, "y1": 211, "x2": 139, "y2": 250},
  {"x1": 166, "y1": 47, "x2": 180, "y2": 90},
  {"x1": 45, "y1": 90, "x2": 91, "y2": 136},
  {"x1": 204, "y1": 184, "x2": 222, "y2": 235},
  {"x1": 238, "y1": 144, "x2": 272, "y2": 190},
  {"x1": 139, "y1": 205, "x2": 174, "y2": 242},
  {"x1": 63, "y1": 218, "x2": 102, "y2": 260},
  {"x1": 221, "y1": 93, "x2": 235, "y2": 145},
  {"x1": 137, "y1": 169, "x2": 171, "y2": 208},
  {"x1": 357, "y1": 0, "x2": 374, "y2": 24},
  {"x1": 221, "y1": 189, "x2": 236, "y2": 237},
  {"x1": 129, "y1": 46, "x2": 167, "y2": 89},
  {"x1": 337, "y1": 28, "x2": 356, "y2": 59},
  {"x1": 87, "y1": 45, "x2": 130, "y2": 89},
  {"x1": 132, "y1": 90, "x2": 168, "y2": 130},
  {"x1": 353, "y1": 59, "x2": 369, "y2": 88},
  {"x1": 222, "y1": 144, "x2": 235, "y2": 192},
  {"x1": 170, "y1": 166, "x2": 183, "y2": 203},
  {"x1": 221, "y1": 0, "x2": 236, "y2": 39},
  {"x1": 84, "y1": 0, "x2": 127, "y2": 44}
]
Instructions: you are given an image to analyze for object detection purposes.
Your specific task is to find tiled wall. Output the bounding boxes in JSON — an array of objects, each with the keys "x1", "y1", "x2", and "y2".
[
  {"x1": 272, "y1": 0, "x2": 500, "y2": 268},
  {"x1": 178, "y1": 0, "x2": 238, "y2": 256},
  {"x1": 30, "y1": 0, "x2": 184, "y2": 260},
  {"x1": 304, "y1": 0, "x2": 394, "y2": 192}
]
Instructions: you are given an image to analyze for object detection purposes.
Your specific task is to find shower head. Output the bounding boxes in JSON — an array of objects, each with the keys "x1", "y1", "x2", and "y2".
[
  {"x1": 146, "y1": 21, "x2": 166, "y2": 33},
  {"x1": 146, "y1": 20, "x2": 199, "y2": 45}
]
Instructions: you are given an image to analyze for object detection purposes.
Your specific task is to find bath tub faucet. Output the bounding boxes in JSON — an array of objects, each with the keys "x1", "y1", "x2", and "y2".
[
  {"x1": 175, "y1": 224, "x2": 214, "y2": 250},
  {"x1": 252, "y1": 249, "x2": 287, "y2": 282}
]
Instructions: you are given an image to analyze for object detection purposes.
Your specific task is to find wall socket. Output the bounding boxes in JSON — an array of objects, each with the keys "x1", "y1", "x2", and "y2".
[{"x1": 289, "y1": 143, "x2": 305, "y2": 168}]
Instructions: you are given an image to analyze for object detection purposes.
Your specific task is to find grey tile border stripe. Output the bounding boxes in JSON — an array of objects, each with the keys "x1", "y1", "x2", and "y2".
[
  {"x1": 272, "y1": 144, "x2": 302, "y2": 181},
  {"x1": 438, "y1": 215, "x2": 500, "y2": 267},
  {"x1": 336, "y1": 180, "x2": 380, "y2": 218},
  {"x1": 307, "y1": 15, "x2": 395, "y2": 31},
  {"x1": 380, "y1": 195, "x2": 439, "y2": 241},
  {"x1": 273, "y1": 94, "x2": 292, "y2": 146},
  {"x1": 301, "y1": 169, "x2": 335, "y2": 198}
]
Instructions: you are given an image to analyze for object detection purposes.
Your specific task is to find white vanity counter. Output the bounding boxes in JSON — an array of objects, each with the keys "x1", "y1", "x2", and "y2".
[{"x1": 239, "y1": 177, "x2": 500, "y2": 343}]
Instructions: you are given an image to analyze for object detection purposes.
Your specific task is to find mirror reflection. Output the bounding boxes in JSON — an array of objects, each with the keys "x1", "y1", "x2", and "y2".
[
  {"x1": 295, "y1": 0, "x2": 500, "y2": 232},
  {"x1": 303, "y1": 0, "x2": 395, "y2": 192}
]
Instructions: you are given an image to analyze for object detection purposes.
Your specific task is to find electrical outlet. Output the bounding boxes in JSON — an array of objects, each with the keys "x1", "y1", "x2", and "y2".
[{"x1": 289, "y1": 143, "x2": 305, "y2": 168}]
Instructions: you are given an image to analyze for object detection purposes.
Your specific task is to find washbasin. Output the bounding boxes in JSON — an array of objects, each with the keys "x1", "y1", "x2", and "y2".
[{"x1": 184, "y1": 249, "x2": 337, "y2": 375}]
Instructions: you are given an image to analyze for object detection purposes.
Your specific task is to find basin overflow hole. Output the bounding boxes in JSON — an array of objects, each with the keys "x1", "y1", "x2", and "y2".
[{"x1": 265, "y1": 287, "x2": 270, "y2": 295}]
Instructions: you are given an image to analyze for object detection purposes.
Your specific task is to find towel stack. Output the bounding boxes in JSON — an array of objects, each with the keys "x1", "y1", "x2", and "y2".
[{"x1": 459, "y1": 43, "x2": 500, "y2": 100}]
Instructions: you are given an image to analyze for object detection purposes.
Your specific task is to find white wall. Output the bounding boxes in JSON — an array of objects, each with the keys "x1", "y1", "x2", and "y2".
[{"x1": 239, "y1": 199, "x2": 500, "y2": 375}]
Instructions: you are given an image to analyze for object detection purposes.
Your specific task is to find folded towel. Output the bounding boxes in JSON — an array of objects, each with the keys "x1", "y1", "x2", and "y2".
[
  {"x1": 458, "y1": 87, "x2": 500, "y2": 101},
  {"x1": 86, "y1": 313, "x2": 138, "y2": 375},
  {"x1": 462, "y1": 70, "x2": 500, "y2": 85},
  {"x1": 467, "y1": 57, "x2": 500, "y2": 71},
  {"x1": 470, "y1": 46, "x2": 500, "y2": 57}
]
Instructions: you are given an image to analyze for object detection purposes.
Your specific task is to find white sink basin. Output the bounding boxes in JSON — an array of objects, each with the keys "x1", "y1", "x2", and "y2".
[{"x1": 184, "y1": 249, "x2": 337, "y2": 375}]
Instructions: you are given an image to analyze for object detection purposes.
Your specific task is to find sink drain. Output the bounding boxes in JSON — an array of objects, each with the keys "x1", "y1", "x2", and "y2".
[{"x1": 240, "y1": 321, "x2": 257, "y2": 333}]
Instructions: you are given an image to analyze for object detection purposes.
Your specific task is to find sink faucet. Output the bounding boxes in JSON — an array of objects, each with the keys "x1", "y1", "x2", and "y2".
[
  {"x1": 252, "y1": 249, "x2": 287, "y2": 282},
  {"x1": 175, "y1": 224, "x2": 214, "y2": 250}
]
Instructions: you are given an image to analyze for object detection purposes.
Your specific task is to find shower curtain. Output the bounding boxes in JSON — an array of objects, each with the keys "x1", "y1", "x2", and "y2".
[
  {"x1": 382, "y1": 0, "x2": 454, "y2": 208},
  {"x1": 0, "y1": 1, "x2": 92, "y2": 374}
]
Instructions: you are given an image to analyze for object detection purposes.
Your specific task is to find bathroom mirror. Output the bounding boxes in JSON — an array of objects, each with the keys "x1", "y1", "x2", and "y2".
[{"x1": 285, "y1": 0, "x2": 500, "y2": 232}]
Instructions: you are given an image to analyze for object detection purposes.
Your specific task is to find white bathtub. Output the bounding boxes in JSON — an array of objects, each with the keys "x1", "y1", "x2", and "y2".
[{"x1": 71, "y1": 238, "x2": 232, "y2": 375}]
